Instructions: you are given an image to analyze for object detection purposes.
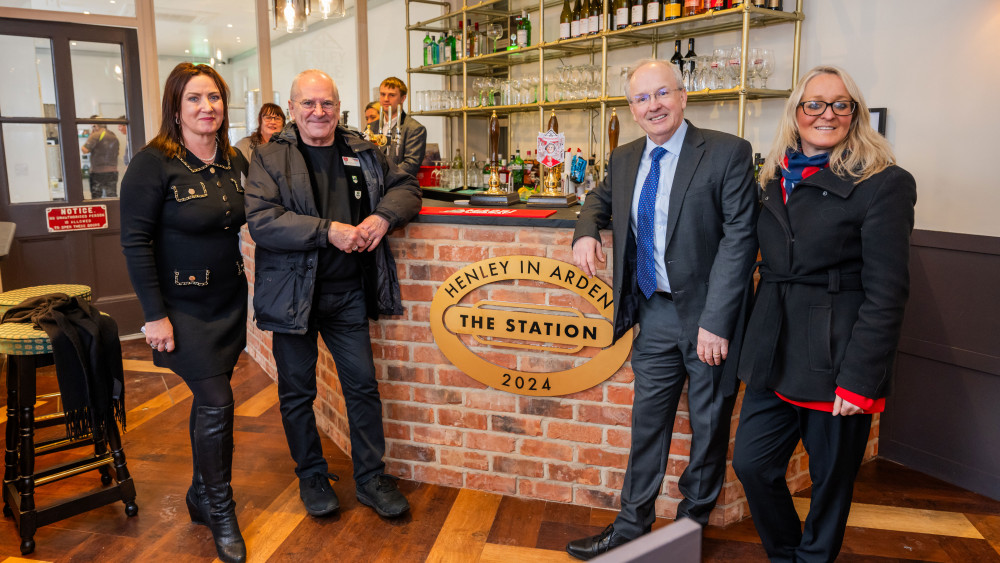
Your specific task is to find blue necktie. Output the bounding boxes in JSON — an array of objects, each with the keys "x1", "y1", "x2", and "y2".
[{"x1": 637, "y1": 147, "x2": 667, "y2": 299}]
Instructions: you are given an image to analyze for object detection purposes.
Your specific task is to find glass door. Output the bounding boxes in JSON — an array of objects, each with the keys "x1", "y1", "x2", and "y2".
[{"x1": 0, "y1": 17, "x2": 145, "y2": 332}]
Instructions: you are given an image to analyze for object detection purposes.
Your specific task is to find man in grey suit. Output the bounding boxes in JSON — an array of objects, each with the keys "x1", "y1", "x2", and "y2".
[
  {"x1": 566, "y1": 59, "x2": 758, "y2": 560},
  {"x1": 377, "y1": 77, "x2": 426, "y2": 178}
]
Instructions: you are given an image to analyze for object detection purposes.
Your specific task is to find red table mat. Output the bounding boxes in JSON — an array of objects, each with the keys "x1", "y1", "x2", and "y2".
[{"x1": 420, "y1": 207, "x2": 557, "y2": 218}]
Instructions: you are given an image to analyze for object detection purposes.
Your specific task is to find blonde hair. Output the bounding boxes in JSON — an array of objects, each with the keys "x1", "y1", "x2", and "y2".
[{"x1": 759, "y1": 66, "x2": 895, "y2": 186}]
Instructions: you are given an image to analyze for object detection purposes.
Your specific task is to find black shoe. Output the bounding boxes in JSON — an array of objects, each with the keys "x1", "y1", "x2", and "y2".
[
  {"x1": 356, "y1": 474, "x2": 409, "y2": 518},
  {"x1": 194, "y1": 403, "x2": 246, "y2": 563},
  {"x1": 186, "y1": 482, "x2": 208, "y2": 526},
  {"x1": 299, "y1": 473, "x2": 340, "y2": 516},
  {"x1": 566, "y1": 524, "x2": 632, "y2": 561}
]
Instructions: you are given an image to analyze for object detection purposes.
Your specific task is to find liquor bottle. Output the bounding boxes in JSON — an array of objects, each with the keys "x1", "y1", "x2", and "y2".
[
  {"x1": 473, "y1": 22, "x2": 482, "y2": 56},
  {"x1": 608, "y1": 108, "x2": 620, "y2": 152},
  {"x1": 615, "y1": 0, "x2": 629, "y2": 29},
  {"x1": 457, "y1": 20, "x2": 465, "y2": 59},
  {"x1": 708, "y1": 0, "x2": 726, "y2": 10},
  {"x1": 448, "y1": 31, "x2": 458, "y2": 61},
  {"x1": 664, "y1": 0, "x2": 682, "y2": 18},
  {"x1": 682, "y1": 0, "x2": 699, "y2": 16},
  {"x1": 499, "y1": 158, "x2": 510, "y2": 186},
  {"x1": 646, "y1": 0, "x2": 661, "y2": 24},
  {"x1": 570, "y1": 148, "x2": 586, "y2": 183},
  {"x1": 468, "y1": 153, "x2": 479, "y2": 188},
  {"x1": 684, "y1": 37, "x2": 696, "y2": 59},
  {"x1": 422, "y1": 33, "x2": 433, "y2": 66},
  {"x1": 752, "y1": 0, "x2": 765, "y2": 7},
  {"x1": 482, "y1": 158, "x2": 491, "y2": 188},
  {"x1": 511, "y1": 150, "x2": 524, "y2": 189},
  {"x1": 560, "y1": 0, "x2": 573, "y2": 39},
  {"x1": 630, "y1": 0, "x2": 644, "y2": 26},
  {"x1": 517, "y1": 10, "x2": 531, "y2": 47},
  {"x1": 439, "y1": 33, "x2": 450, "y2": 63},
  {"x1": 571, "y1": 0, "x2": 582, "y2": 37},
  {"x1": 766, "y1": 0, "x2": 782, "y2": 10},
  {"x1": 669, "y1": 39, "x2": 683, "y2": 74},
  {"x1": 431, "y1": 35, "x2": 440, "y2": 64},
  {"x1": 588, "y1": 0, "x2": 601, "y2": 34}
]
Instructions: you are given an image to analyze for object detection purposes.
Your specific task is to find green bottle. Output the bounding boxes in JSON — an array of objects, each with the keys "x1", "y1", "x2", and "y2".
[
  {"x1": 423, "y1": 33, "x2": 433, "y2": 66},
  {"x1": 511, "y1": 150, "x2": 524, "y2": 188}
]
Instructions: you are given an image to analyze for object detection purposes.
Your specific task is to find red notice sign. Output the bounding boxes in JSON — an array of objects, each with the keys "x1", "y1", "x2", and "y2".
[{"x1": 46, "y1": 205, "x2": 109, "y2": 232}]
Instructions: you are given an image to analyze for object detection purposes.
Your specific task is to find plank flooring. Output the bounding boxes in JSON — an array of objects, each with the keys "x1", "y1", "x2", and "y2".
[{"x1": 1, "y1": 340, "x2": 999, "y2": 562}]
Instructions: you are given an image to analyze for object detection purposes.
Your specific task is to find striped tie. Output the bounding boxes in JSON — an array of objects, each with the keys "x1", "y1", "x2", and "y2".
[{"x1": 636, "y1": 147, "x2": 667, "y2": 299}]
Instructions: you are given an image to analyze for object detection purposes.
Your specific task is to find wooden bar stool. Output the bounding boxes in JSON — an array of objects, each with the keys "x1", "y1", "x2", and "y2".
[{"x1": 0, "y1": 285, "x2": 137, "y2": 555}]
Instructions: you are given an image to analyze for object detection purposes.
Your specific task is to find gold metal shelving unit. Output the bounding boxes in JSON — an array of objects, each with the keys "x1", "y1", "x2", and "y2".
[{"x1": 405, "y1": 0, "x2": 804, "y2": 184}]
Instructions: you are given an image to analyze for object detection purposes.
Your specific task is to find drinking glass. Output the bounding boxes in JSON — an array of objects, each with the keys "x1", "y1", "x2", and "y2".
[
  {"x1": 510, "y1": 78, "x2": 522, "y2": 104},
  {"x1": 727, "y1": 46, "x2": 742, "y2": 89},
  {"x1": 619, "y1": 66, "x2": 630, "y2": 98},
  {"x1": 747, "y1": 48, "x2": 762, "y2": 88},
  {"x1": 758, "y1": 48, "x2": 775, "y2": 88},
  {"x1": 488, "y1": 23, "x2": 503, "y2": 54}
]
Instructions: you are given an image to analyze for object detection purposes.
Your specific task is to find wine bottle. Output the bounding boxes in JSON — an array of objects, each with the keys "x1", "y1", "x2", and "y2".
[
  {"x1": 684, "y1": 37, "x2": 696, "y2": 59},
  {"x1": 646, "y1": 0, "x2": 661, "y2": 24},
  {"x1": 560, "y1": 0, "x2": 573, "y2": 39},
  {"x1": 578, "y1": 0, "x2": 590, "y2": 35},
  {"x1": 766, "y1": 0, "x2": 782, "y2": 10},
  {"x1": 473, "y1": 22, "x2": 482, "y2": 56},
  {"x1": 518, "y1": 10, "x2": 531, "y2": 47},
  {"x1": 588, "y1": 0, "x2": 601, "y2": 34},
  {"x1": 682, "y1": 0, "x2": 699, "y2": 16},
  {"x1": 708, "y1": 0, "x2": 726, "y2": 10},
  {"x1": 615, "y1": 0, "x2": 629, "y2": 29},
  {"x1": 457, "y1": 20, "x2": 465, "y2": 59},
  {"x1": 664, "y1": 0, "x2": 682, "y2": 19},
  {"x1": 571, "y1": 0, "x2": 583, "y2": 37},
  {"x1": 669, "y1": 39, "x2": 683, "y2": 74},
  {"x1": 630, "y1": 0, "x2": 644, "y2": 26}
]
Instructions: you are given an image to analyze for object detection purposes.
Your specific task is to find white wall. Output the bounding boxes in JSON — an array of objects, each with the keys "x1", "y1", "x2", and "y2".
[{"x1": 358, "y1": 0, "x2": 1000, "y2": 237}]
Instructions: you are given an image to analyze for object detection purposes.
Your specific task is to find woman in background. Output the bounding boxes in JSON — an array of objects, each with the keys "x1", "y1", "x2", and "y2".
[
  {"x1": 235, "y1": 102, "x2": 285, "y2": 161},
  {"x1": 733, "y1": 65, "x2": 917, "y2": 563},
  {"x1": 120, "y1": 62, "x2": 248, "y2": 563},
  {"x1": 364, "y1": 100, "x2": 380, "y2": 128}
]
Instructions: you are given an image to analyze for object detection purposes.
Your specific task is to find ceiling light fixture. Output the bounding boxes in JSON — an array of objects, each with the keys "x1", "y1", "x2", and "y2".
[
  {"x1": 274, "y1": 0, "x2": 310, "y2": 33},
  {"x1": 318, "y1": 0, "x2": 345, "y2": 19}
]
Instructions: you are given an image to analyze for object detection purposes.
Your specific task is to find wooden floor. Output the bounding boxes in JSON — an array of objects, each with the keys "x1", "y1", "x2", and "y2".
[{"x1": 2, "y1": 340, "x2": 999, "y2": 562}]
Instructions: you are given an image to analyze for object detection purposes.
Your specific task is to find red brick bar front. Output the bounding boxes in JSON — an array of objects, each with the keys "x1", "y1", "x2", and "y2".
[{"x1": 239, "y1": 207, "x2": 878, "y2": 527}]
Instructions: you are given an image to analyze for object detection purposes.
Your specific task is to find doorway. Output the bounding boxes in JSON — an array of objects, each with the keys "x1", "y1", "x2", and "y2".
[{"x1": 0, "y1": 17, "x2": 144, "y2": 333}]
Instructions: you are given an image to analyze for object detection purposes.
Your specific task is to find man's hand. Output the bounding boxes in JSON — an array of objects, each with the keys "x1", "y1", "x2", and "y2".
[
  {"x1": 572, "y1": 236, "x2": 606, "y2": 277},
  {"x1": 697, "y1": 327, "x2": 729, "y2": 366},
  {"x1": 832, "y1": 396, "x2": 864, "y2": 417},
  {"x1": 328, "y1": 221, "x2": 368, "y2": 253},
  {"x1": 144, "y1": 317, "x2": 175, "y2": 353},
  {"x1": 358, "y1": 215, "x2": 390, "y2": 251}
]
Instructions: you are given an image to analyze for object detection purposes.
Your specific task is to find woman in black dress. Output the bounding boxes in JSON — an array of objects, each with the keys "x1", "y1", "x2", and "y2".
[
  {"x1": 732, "y1": 66, "x2": 917, "y2": 562},
  {"x1": 121, "y1": 63, "x2": 248, "y2": 563}
]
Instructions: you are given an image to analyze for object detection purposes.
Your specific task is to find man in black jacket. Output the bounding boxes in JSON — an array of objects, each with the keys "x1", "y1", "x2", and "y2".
[{"x1": 245, "y1": 69, "x2": 421, "y2": 519}]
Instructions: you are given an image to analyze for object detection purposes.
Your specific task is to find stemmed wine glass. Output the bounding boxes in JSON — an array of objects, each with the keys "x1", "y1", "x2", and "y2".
[
  {"x1": 758, "y1": 48, "x2": 775, "y2": 88},
  {"x1": 487, "y1": 24, "x2": 503, "y2": 55},
  {"x1": 747, "y1": 48, "x2": 762, "y2": 89},
  {"x1": 727, "y1": 46, "x2": 742, "y2": 89}
]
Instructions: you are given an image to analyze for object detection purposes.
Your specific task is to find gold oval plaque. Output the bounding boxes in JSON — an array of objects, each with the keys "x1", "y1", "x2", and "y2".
[{"x1": 430, "y1": 256, "x2": 633, "y2": 396}]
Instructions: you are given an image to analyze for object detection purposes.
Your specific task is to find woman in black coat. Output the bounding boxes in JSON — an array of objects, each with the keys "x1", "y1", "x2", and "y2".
[
  {"x1": 120, "y1": 63, "x2": 247, "y2": 563},
  {"x1": 732, "y1": 66, "x2": 916, "y2": 562}
]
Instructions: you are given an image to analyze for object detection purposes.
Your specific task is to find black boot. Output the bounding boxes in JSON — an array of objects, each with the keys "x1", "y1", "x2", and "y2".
[
  {"x1": 187, "y1": 415, "x2": 209, "y2": 526},
  {"x1": 194, "y1": 403, "x2": 246, "y2": 563}
]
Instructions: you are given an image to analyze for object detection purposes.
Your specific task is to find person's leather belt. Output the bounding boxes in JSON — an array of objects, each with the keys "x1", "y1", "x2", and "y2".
[{"x1": 654, "y1": 290, "x2": 673, "y2": 301}]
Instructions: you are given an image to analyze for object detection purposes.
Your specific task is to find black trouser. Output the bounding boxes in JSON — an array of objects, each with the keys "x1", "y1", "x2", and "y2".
[
  {"x1": 613, "y1": 293, "x2": 736, "y2": 537},
  {"x1": 272, "y1": 288, "x2": 385, "y2": 486},
  {"x1": 89, "y1": 171, "x2": 118, "y2": 199},
  {"x1": 733, "y1": 386, "x2": 872, "y2": 563}
]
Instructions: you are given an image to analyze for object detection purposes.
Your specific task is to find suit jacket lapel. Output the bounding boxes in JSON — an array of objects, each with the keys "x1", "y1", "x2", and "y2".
[
  {"x1": 663, "y1": 120, "x2": 704, "y2": 252},
  {"x1": 613, "y1": 138, "x2": 645, "y2": 257}
]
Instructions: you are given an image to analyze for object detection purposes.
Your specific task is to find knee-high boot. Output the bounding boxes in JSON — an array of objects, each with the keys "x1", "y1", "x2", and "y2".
[
  {"x1": 187, "y1": 408, "x2": 209, "y2": 525},
  {"x1": 194, "y1": 402, "x2": 246, "y2": 563}
]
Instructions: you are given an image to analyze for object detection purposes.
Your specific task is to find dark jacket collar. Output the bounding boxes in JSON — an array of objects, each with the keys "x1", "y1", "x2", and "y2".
[{"x1": 793, "y1": 166, "x2": 858, "y2": 199}]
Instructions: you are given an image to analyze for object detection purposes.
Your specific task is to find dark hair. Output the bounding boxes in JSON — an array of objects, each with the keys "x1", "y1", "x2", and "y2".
[
  {"x1": 146, "y1": 62, "x2": 235, "y2": 159},
  {"x1": 250, "y1": 103, "x2": 285, "y2": 145}
]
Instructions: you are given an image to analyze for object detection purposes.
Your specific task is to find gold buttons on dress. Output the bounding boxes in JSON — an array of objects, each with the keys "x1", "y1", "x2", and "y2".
[
  {"x1": 209, "y1": 167, "x2": 215, "y2": 174},
  {"x1": 188, "y1": 188, "x2": 195, "y2": 195},
  {"x1": 225, "y1": 210, "x2": 231, "y2": 216},
  {"x1": 188, "y1": 275, "x2": 196, "y2": 281},
  {"x1": 217, "y1": 181, "x2": 222, "y2": 187},
  {"x1": 222, "y1": 195, "x2": 228, "y2": 202}
]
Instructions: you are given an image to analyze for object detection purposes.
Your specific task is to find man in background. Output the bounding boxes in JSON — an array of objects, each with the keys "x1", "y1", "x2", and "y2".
[
  {"x1": 376, "y1": 76, "x2": 426, "y2": 177},
  {"x1": 81, "y1": 116, "x2": 120, "y2": 198}
]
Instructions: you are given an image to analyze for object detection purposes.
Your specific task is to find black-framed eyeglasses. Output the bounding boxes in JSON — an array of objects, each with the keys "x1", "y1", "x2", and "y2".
[
  {"x1": 798, "y1": 100, "x2": 857, "y2": 116},
  {"x1": 294, "y1": 99, "x2": 339, "y2": 113}
]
